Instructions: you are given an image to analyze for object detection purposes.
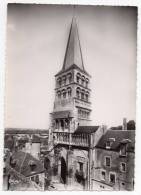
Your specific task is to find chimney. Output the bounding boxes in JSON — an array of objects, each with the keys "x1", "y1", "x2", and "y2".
[{"x1": 122, "y1": 118, "x2": 127, "y2": 130}]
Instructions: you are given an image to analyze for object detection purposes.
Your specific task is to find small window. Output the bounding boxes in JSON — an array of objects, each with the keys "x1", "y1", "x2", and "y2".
[
  {"x1": 31, "y1": 176, "x2": 34, "y2": 181},
  {"x1": 106, "y1": 141, "x2": 111, "y2": 149},
  {"x1": 78, "y1": 162, "x2": 83, "y2": 172},
  {"x1": 67, "y1": 88, "x2": 72, "y2": 97},
  {"x1": 35, "y1": 175, "x2": 39, "y2": 184},
  {"x1": 86, "y1": 79, "x2": 89, "y2": 88},
  {"x1": 120, "y1": 162, "x2": 126, "y2": 172},
  {"x1": 76, "y1": 90, "x2": 80, "y2": 99},
  {"x1": 120, "y1": 144, "x2": 127, "y2": 156},
  {"x1": 109, "y1": 173, "x2": 116, "y2": 184},
  {"x1": 68, "y1": 74, "x2": 72, "y2": 83},
  {"x1": 81, "y1": 76, "x2": 85, "y2": 86},
  {"x1": 81, "y1": 92, "x2": 84, "y2": 100},
  {"x1": 62, "y1": 76, "x2": 66, "y2": 86},
  {"x1": 122, "y1": 182, "x2": 125, "y2": 186},
  {"x1": 57, "y1": 91, "x2": 61, "y2": 99},
  {"x1": 85, "y1": 94, "x2": 88, "y2": 102},
  {"x1": 101, "y1": 170, "x2": 106, "y2": 181},
  {"x1": 57, "y1": 78, "x2": 62, "y2": 87},
  {"x1": 62, "y1": 91, "x2": 66, "y2": 98},
  {"x1": 76, "y1": 73, "x2": 81, "y2": 84},
  {"x1": 105, "y1": 156, "x2": 111, "y2": 167}
]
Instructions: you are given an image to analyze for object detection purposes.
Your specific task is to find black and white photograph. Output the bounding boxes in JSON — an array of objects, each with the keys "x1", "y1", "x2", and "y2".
[{"x1": 3, "y1": 3, "x2": 137, "y2": 191}]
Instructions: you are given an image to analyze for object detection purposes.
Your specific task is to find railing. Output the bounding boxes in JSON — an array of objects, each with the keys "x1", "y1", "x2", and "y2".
[{"x1": 53, "y1": 132, "x2": 89, "y2": 147}]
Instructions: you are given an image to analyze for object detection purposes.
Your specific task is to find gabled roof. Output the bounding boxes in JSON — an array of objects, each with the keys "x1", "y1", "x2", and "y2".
[
  {"x1": 11, "y1": 151, "x2": 44, "y2": 177},
  {"x1": 96, "y1": 130, "x2": 135, "y2": 152},
  {"x1": 74, "y1": 126, "x2": 99, "y2": 134}
]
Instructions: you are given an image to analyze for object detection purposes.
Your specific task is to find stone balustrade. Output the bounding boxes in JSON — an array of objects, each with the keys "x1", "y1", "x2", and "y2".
[{"x1": 53, "y1": 132, "x2": 89, "y2": 147}]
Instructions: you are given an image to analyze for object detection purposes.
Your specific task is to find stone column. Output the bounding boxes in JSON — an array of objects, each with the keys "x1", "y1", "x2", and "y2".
[
  {"x1": 58, "y1": 160, "x2": 61, "y2": 182},
  {"x1": 67, "y1": 150, "x2": 74, "y2": 186}
]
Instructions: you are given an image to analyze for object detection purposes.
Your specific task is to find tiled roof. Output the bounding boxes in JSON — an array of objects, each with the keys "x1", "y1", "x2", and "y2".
[
  {"x1": 5, "y1": 128, "x2": 49, "y2": 135},
  {"x1": 96, "y1": 130, "x2": 135, "y2": 152},
  {"x1": 74, "y1": 126, "x2": 99, "y2": 134},
  {"x1": 11, "y1": 151, "x2": 44, "y2": 177}
]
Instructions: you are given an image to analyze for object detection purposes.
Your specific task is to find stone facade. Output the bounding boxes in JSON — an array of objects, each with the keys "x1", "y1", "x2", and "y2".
[
  {"x1": 92, "y1": 130, "x2": 135, "y2": 191},
  {"x1": 49, "y1": 17, "x2": 103, "y2": 190}
]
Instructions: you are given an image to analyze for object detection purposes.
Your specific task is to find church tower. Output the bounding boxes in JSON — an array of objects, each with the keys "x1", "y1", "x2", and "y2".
[
  {"x1": 51, "y1": 17, "x2": 92, "y2": 133},
  {"x1": 49, "y1": 16, "x2": 102, "y2": 190}
]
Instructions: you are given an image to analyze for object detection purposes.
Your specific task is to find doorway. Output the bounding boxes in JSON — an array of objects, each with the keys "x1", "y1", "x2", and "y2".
[{"x1": 61, "y1": 157, "x2": 67, "y2": 184}]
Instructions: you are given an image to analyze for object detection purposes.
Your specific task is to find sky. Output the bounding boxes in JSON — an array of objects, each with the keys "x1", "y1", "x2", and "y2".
[{"x1": 5, "y1": 4, "x2": 137, "y2": 129}]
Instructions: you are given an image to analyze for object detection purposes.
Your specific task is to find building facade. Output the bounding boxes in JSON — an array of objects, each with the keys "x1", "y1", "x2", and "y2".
[
  {"x1": 49, "y1": 17, "x2": 106, "y2": 190},
  {"x1": 92, "y1": 129, "x2": 135, "y2": 191}
]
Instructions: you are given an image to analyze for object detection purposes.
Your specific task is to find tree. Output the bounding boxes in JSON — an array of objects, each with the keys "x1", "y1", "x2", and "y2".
[{"x1": 127, "y1": 120, "x2": 135, "y2": 130}]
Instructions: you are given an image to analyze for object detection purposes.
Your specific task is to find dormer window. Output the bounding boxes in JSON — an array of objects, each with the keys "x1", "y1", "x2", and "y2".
[
  {"x1": 119, "y1": 143, "x2": 127, "y2": 157},
  {"x1": 119, "y1": 139, "x2": 131, "y2": 157},
  {"x1": 29, "y1": 160, "x2": 36, "y2": 172},
  {"x1": 106, "y1": 138, "x2": 115, "y2": 149},
  {"x1": 106, "y1": 141, "x2": 111, "y2": 149}
]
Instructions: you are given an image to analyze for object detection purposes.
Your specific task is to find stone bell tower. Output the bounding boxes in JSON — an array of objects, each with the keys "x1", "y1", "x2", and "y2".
[{"x1": 51, "y1": 17, "x2": 92, "y2": 133}]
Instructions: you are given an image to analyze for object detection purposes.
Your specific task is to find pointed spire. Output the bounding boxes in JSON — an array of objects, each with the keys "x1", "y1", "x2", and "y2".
[{"x1": 62, "y1": 16, "x2": 84, "y2": 71}]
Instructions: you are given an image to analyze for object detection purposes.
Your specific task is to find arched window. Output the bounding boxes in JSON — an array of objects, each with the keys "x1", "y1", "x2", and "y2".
[
  {"x1": 85, "y1": 91, "x2": 89, "y2": 102},
  {"x1": 76, "y1": 73, "x2": 81, "y2": 84},
  {"x1": 65, "y1": 119, "x2": 69, "y2": 129},
  {"x1": 62, "y1": 75, "x2": 66, "y2": 86},
  {"x1": 56, "y1": 119, "x2": 59, "y2": 129},
  {"x1": 61, "y1": 120, "x2": 64, "y2": 130},
  {"x1": 62, "y1": 89, "x2": 66, "y2": 98},
  {"x1": 57, "y1": 77, "x2": 62, "y2": 87},
  {"x1": 86, "y1": 78, "x2": 89, "y2": 88},
  {"x1": 67, "y1": 73, "x2": 72, "y2": 84},
  {"x1": 81, "y1": 76, "x2": 85, "y2": 86},
  {"x1": 81, "y1": 89, "x2": 85, "y2": 100},
  {"x1": 76, "y1": 87, "x2": 80, "y2": 99},
  {"x1": 67, "y1": 87, "x2": 72, "y2": 97},
  {"x1": 57, "y1": 91, "x2": 61, "y2": 99}
]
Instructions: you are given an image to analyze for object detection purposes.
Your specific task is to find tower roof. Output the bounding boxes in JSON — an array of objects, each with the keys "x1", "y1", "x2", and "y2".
[{"x1": 62, "y1": 17, "x2": 84, "y2": 71}]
